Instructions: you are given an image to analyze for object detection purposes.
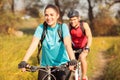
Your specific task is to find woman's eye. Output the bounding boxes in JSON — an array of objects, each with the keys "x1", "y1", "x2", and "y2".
[{"x1": 50, "y1": 14, "x2": 53, "y2": 16}]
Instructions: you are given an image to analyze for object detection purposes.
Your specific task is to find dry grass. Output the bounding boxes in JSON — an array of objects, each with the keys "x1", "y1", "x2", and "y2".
[{"x1": 0, "y1": 35, "x2": 120, "y2": 80}]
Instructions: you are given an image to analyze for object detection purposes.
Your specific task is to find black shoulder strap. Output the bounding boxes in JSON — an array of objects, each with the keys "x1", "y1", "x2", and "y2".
[
  {"x1": 37, "y1": 23, "x2": 63, "y2": 64},
  {"x1": 37, "y1": 22, "x2": 47, "y2": 64},
  {"x1": 40, "y1": 22, "x2": 48, "y2": 44},
  {"x1": 57, "y1": 23, "x2": 63, "y2": 42},
  {"x1": 80, "y1": 21, "x2": 85, "y2": 35}
]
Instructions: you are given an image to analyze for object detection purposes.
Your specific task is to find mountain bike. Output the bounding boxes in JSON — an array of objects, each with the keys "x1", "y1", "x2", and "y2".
[
  {"x1": 74, "y1": 61, "x2": 82, "y2": 80},
  {"x1": 25, "y1": 63, "x2": 71, "y2": 80},
  {"x1": 73, "y1": 49, "x2": 83, "y2": 80}
]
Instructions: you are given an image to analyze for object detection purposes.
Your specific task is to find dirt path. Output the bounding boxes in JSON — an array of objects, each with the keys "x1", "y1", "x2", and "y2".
[
  {"x1": 69, "y1": 51, "x2": 107, "y2": 80},
  {"x1": 89, "y1": 51, "x2": 107, "y2": 80}
]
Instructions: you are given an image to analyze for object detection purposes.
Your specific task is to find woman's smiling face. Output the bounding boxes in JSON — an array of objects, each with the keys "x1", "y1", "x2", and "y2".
[{"x1": 44, "y1": 8, "x2": 59, "y2": 27}]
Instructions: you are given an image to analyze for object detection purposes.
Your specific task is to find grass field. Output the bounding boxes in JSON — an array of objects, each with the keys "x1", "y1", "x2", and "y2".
[
  {"x1": 0, "y1": 32, "x2": 120, "y2": 80},
  {"x1": 88, "y1": 37, "x2": 120, "y2": 80}
]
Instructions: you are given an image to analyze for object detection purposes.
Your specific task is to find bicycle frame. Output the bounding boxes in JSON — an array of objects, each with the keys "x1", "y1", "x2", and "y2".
[
  {"x1": 75, "y1": 62, "x2": 82, "y2": 80},
  {"x1": 41, "y1": 66, "x2": 57, "y2": 80},
  {"x1": 74, "y1": 49, "x2": 83, "y2": 80},
  {"x1": 26, "y1": 64, "x2": 68, "y2": 80}
]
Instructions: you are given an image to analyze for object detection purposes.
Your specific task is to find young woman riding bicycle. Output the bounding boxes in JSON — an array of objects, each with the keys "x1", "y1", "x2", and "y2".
[{"x1": 18, "y1": 4, "x2": 77, "y2": 80}]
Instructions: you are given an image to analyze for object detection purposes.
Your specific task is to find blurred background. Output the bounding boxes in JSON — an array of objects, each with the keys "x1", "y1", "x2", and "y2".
[{"x1": 0, "y1": 0, "x2": 120, "y2": 80}]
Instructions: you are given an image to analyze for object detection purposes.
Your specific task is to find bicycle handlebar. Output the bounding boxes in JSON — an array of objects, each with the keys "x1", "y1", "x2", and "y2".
[
  {"x1": 18, "y1": 59, "x2": 77, "y2": 73},
  {"x1": 26, "y1": 63, "x2": 69, "y2": 72},
  {"x1": 73, "y1": 49, "x2": 83, "y2": 54}
]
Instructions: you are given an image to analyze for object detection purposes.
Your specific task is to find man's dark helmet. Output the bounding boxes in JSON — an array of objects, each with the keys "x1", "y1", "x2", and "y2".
[{"x1": 67, "y1": 9, "x2": 79, "y2": 18}]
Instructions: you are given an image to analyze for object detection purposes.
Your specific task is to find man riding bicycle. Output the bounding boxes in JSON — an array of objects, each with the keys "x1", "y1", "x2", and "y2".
[{"x1": 68, "y1": 9, "x2": 92, "y2": 80}]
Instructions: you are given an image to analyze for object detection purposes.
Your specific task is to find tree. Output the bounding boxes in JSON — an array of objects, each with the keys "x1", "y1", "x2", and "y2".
[
  {"x1": 92, "y1": 0, "x2": 120, "y2": 36},
  {"x1": 87, "y1": 0, "x2": 94, "y2": 33},
  {"x1": 105, "y1": 0, "x2": 120, "y2": 9},
  {"x1": 54, "y1": 0, "x2": 79, "y2": 22},
  {"x1": 85, "y1": 0, "x2": 120, "y2": 36},
  {"x1": 0, "y1": 0, "x2": 25, "y2": 13}
]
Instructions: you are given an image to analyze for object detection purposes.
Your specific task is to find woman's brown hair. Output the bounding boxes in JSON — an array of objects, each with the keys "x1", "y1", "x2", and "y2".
[{"x1": 44, "y1": 4, "x2": 62, "y2": 24}]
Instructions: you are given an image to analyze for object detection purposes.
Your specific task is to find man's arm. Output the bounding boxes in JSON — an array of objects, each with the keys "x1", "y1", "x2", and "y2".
[{"x1": 83, "y1": 22, "x2": 92, "y2": 48}]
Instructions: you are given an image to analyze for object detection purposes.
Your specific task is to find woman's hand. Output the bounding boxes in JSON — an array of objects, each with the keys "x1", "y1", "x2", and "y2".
[
  {"x1": 18, "y1": 61, "x2": 28, "y2": 72},
  {"x1": 68, "y1": 59, "x2": 77, "y2": 71},
  {"x1": 21, "y1": 68, "x2": 26, "y2": 72},
  {"x1": 69, "y1": 65, "x2": 75, "y2": 71}
]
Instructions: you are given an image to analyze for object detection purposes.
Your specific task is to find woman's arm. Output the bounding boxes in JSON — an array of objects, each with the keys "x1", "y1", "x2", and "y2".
[
  {"x1": 63, "y1": 36, "x2": 76, "y2": 60},
  {"x1": 64, "y1": 36, "x2": 77, "y2": 71},
  {"x1": 22, "y1": 36, "x2": 40, "y2": 62}
]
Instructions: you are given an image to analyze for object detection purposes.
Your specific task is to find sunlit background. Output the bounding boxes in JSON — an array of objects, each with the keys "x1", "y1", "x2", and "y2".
[{"x1": 0, "y1": 0, "x2": 120, "y2": 80}]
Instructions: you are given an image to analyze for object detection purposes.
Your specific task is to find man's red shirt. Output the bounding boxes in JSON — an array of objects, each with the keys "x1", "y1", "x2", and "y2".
[{"x1": 70, "y1": 25, "x2": 87, "y2": 48}]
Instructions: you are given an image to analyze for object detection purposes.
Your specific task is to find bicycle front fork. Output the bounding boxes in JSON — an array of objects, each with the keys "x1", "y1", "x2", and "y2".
[
  {"x1": 47, "y1": 68, "x2": 51, "y2": 80},
  {"x1": 75, "y1": 62, "x2": 82, "y2": 80}
]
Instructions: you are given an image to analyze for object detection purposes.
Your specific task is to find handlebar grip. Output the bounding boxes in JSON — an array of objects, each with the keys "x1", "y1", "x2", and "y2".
[{"x1": 28, "y1": 66, "x2": 38, "y2": 72}]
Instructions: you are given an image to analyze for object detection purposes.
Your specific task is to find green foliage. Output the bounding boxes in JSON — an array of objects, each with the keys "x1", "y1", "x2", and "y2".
[{"x1": 0, "y1": 11, "x2": 21, "y2": 34}]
